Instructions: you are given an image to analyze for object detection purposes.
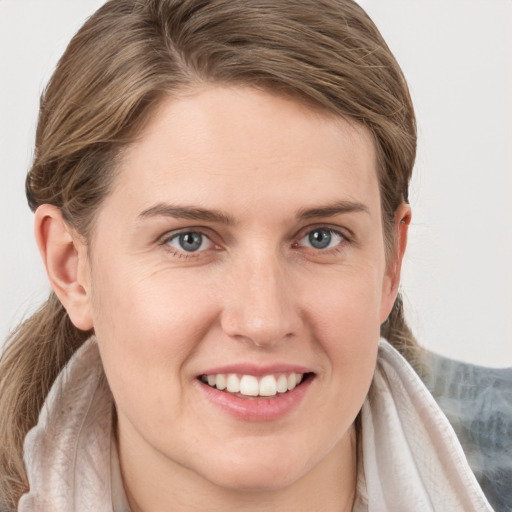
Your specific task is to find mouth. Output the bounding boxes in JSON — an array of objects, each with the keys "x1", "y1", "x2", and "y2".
[
  {"x1": 196, "y1": 369, "x2": 315, "y2": 421},
  {"x1": 198, "y1": 372, "x2": 314, "y2": 399}
]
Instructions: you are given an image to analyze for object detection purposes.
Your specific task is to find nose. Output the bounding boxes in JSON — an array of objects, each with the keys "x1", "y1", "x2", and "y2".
[{"x1": 220, "y1": 253, "x2": 303, "y2": 348}]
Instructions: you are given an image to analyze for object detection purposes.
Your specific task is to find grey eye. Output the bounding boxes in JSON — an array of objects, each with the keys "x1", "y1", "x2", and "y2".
[
  {"x1": 308, "y1": 229, "x2": 332, "y2": 249},
  {"x1": 298, "y1": 228, "x2": 343, "y2": 250},
  {"x1": 168, "y1": 232, "x2": 209, "y2": 252},
  {"x1": 179, "y1": 232, "x2": 203, "y2": 251}
]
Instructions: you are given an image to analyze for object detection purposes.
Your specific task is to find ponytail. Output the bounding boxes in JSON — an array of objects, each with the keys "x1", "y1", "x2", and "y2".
[
  {"x1": 380, "y1": 292, "x2": 426, "y2": 378},
  {"x1": 0, "y1": 292, "x2": 90, "y2": 510}
]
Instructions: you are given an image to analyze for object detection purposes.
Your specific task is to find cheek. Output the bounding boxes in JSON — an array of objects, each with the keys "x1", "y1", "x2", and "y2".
[
  {"x1": 302, "y1": 261, "x2": 384, "y2": 339},
  {"x1": 302, "y1": 264, "x2": 382, "y2": 402},
  {"x1": 88, "y1": 261, "x2": 217, "y2": 413},
  {"x1": 91, "y1": 260, "x2": 214, "y2": 343}
]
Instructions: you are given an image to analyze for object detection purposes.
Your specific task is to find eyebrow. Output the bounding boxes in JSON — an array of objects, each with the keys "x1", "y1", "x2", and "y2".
[
  {"x1": 138, "y1": 203, "x2": 236, "y2": 225},
  {"x1": 296, "y1": 200, "x2": 370, "y2": 220},
  {"x1": 138, "y1": 199, "x2": 369, "y2": 224}
]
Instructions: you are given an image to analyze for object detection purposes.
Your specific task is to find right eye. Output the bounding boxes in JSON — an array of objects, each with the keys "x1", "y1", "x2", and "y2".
[{"x1": 165, "y1": 231, "x2": 214, "y2": 253}]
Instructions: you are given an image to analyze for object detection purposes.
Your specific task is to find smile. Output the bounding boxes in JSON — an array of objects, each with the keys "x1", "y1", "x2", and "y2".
[
  {"x1": 199, "y1": 372, "x2": 306, "y2": 398},
  {"x1": 196, "y1": 369, "x2": 314, "y2": 421}
]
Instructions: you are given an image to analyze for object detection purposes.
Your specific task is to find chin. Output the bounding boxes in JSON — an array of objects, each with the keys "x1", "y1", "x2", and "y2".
[
  {"x1": 208, "y1": 465, "x2": 302, "y2": 493},
  {"x1": 194, "y1": 448, "x2": 307, "y2": 493}
]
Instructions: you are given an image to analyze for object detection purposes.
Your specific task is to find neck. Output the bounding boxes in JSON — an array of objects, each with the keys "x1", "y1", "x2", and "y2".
[{"x1": 119, "y1": 424, "x2": 358, "y2": 512}]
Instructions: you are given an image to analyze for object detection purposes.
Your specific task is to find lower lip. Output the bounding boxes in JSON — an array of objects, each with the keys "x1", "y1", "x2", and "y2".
[{"x1": 196, "y1": 377, "x2": 313, "y2": 422}]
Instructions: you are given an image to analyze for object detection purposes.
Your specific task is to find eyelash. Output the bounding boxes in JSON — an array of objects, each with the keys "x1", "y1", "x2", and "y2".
[{"x1": 159, "y1": 226, "x2": 351, "y2": 259}]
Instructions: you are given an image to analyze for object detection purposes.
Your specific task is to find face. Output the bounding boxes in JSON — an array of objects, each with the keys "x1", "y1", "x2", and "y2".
[{"x1": 79, "y1": 87, "x2": 401, "y2": 498}]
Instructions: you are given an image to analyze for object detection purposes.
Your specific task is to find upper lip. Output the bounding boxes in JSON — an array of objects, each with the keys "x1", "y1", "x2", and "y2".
[{"x1": 197, "y1": 363, "x2": 314, "y2": 377}]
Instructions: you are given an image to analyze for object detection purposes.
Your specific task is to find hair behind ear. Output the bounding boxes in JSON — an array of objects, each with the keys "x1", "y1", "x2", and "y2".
[
  {"x1": 0, "y1": 292, "x2": 90, "y2": 510},
  {"x1": 380, "y1": 292, "x2": 426, "y2": 378}
]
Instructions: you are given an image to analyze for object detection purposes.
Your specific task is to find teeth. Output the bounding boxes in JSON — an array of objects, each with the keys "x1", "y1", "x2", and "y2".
[
  {"x1": 201, "y1": 372, "x2": 306, "y2": 397},
  {"x1": 287, "y1": 373, "x2": 297, "y2": 391},
  {"x1": 240, "y1": 375, "x2": 259, "y2": 396},
  {"x1": 216, "y1": 374, "x2": 227, "y2": 390},
  {"x1": 259, "y1": 375, "x2": 277, "y2": 397},
  {"x1": 276, "y1": 374, "x2": 288, "y2": 393},
  {"x1": 226, "y1": 373, "x2": 241, "y2": 393}
]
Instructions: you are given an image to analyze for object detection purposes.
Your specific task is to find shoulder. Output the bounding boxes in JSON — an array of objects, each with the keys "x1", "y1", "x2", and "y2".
[{"x1": 422, "y1": 352, "x2": 512, "y2": 512}]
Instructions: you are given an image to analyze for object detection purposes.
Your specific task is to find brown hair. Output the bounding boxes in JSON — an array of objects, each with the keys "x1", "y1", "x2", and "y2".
[{"x1": 0, "y1": 0, "x2": 420, "y2": 507}]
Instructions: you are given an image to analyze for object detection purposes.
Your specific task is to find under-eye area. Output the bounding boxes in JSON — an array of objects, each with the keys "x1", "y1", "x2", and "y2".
[{"x1": 199, "y1": 372, "x2": 315, "y2": 398}]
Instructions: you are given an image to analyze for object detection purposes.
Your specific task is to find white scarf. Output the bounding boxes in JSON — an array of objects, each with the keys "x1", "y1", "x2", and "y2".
[
  {"x1": 18, "y1": 338, "x2": 493, "y2": 511},
  {"x1": 354, "y1": 340, "x2": 493, "y2": 511}
]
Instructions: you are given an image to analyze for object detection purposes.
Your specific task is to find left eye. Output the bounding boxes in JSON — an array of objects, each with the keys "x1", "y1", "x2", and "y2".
[
  {"x1": 298, "y1": 228, "x2": 344, "y2": 250},
  {"x1": 166, "y1": 231, "x2": 213, "y2": 252}
]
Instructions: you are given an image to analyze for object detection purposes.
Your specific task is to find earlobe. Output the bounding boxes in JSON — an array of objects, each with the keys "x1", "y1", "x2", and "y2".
[
  {"x1": 34, "y1": 205, "x2": 94, "y2": 331},
  {"x1": 380, "y1": 203, "x2": 411, "y2": 323}
]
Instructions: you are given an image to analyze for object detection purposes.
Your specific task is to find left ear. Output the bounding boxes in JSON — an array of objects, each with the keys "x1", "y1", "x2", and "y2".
[{"x1": 380, "y1": 203, "x2": 411, "y2": 323}]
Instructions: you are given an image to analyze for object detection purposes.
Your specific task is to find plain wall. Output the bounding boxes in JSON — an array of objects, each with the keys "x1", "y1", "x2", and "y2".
[{"x1": 1, "y1": 0, "x2": 511, "y2": 366}]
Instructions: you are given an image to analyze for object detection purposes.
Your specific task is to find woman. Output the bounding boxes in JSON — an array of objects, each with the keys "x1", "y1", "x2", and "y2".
[{"x1": 0, "y1": 0, "x2": 494, "y2": 510}]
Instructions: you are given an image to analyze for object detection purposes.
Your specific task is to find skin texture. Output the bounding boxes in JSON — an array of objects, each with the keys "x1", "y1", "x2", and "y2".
[{"x1": 36, "y1": 86, "x2": 410, "y2": 511}]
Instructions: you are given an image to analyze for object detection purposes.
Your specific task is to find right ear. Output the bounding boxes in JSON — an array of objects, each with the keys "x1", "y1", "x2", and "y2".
[{"x1": 34, "y1": 204, "x2": 94, "y2": 331}]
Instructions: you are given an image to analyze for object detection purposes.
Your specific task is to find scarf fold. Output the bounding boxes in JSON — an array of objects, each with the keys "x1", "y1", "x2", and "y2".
[
  {"x1": 18, "y1": 337, "x2": 493, "y2": 511},
  {"x1": 18, "y1": 338, "x2": 114, "y2": 511},
  {"x1": 357, "y1": 340, "x2": 493, "y2": 511}
]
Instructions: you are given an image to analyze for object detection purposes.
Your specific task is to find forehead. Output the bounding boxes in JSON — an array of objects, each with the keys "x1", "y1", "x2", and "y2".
[{"x1": 107, "y1": 86, "x2": 379, "y2": 221}]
